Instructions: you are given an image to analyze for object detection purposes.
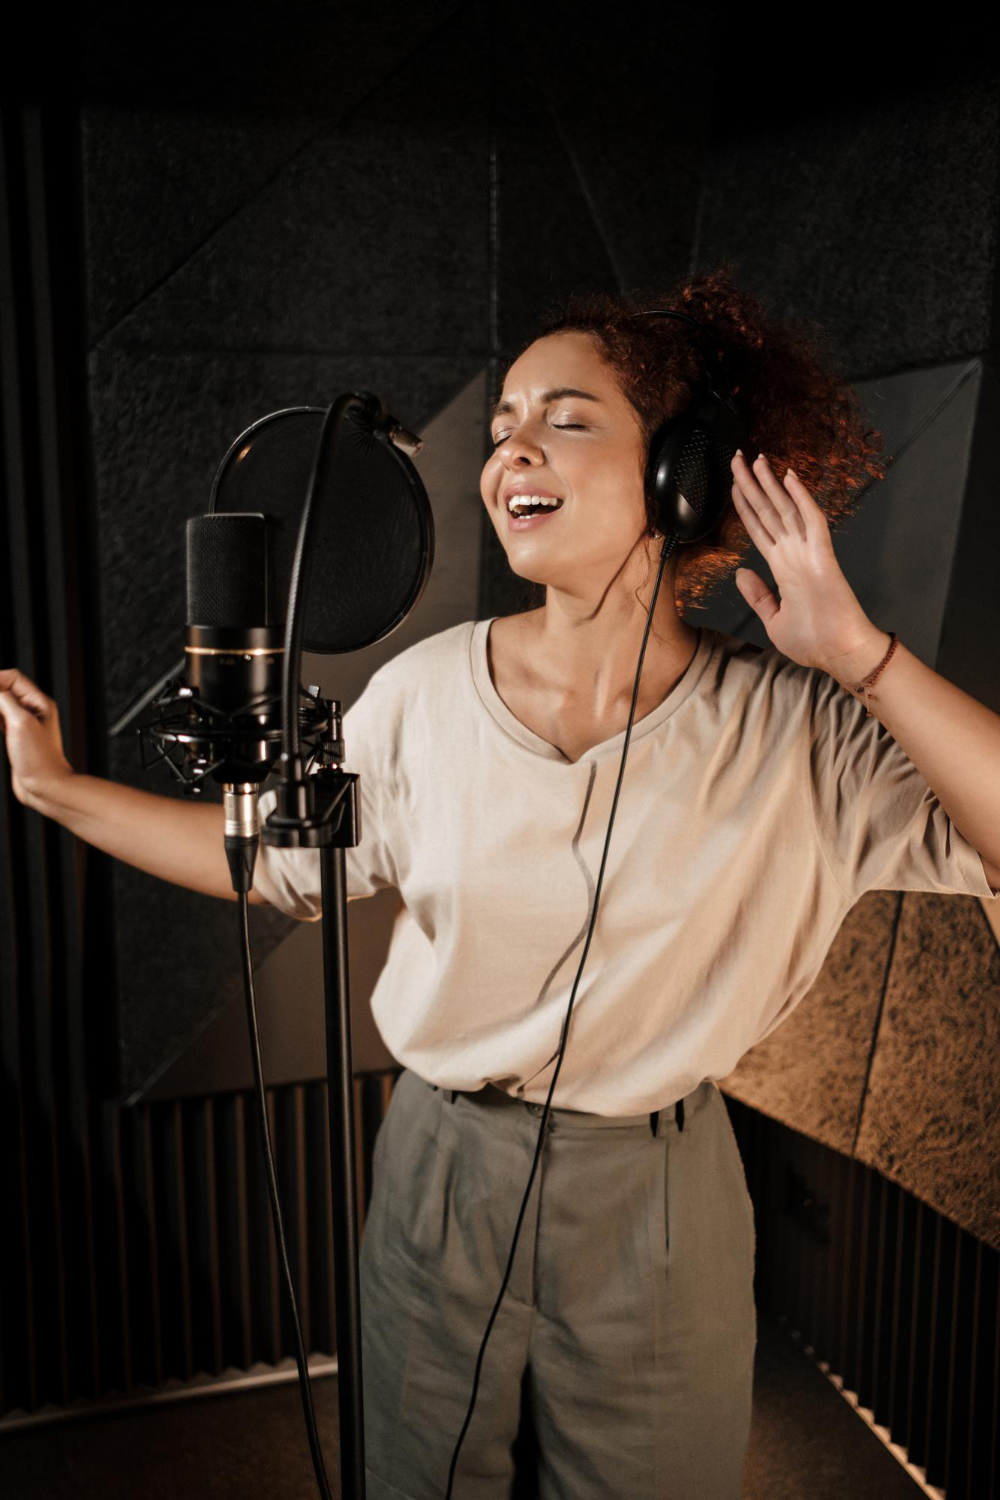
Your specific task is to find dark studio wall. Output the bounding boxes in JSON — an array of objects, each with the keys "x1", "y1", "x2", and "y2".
[{"x1": 2, "y1": 6, "x2": 1000, "y2": 1489}]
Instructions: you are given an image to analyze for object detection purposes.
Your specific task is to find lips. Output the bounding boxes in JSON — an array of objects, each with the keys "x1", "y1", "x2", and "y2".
[{"x1": 506, "y1": 504, "x2": 563, "y2": 532}]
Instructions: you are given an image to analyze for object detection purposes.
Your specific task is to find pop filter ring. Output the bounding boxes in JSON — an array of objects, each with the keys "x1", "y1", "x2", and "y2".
[{"x1": 209, "y1": 403, "x2": 435, "y2": 655}]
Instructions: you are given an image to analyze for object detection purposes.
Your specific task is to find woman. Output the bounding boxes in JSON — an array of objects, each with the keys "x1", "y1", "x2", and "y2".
[
  {"x1": 3, "y1": 266, "x2": 999, "y2": 1499},
  {"x1": 249, "y1": 267, "x2": 999, "y2": 1497}
]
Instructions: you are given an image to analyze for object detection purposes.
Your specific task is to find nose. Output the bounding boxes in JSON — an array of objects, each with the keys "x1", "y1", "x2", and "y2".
[
  {"x1": 496, "y1": 424, "x2": 545, "y2": 466},
  {"x1": 500, "y1": 439, "x2": 544, "y2": 468}
]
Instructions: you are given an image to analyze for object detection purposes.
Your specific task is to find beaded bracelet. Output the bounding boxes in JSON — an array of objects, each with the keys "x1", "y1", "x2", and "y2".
[{"x1": 847, "y1": 631, "x2": 899, "y2": 717}]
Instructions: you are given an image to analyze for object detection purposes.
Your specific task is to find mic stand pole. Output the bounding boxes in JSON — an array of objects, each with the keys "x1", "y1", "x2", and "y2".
[
  {"x1": 320, "y1": 797, "x2": 366, "y2": 1500},
  {"x1": 268, "y1": 724, "x2": 367, "y2": 1500},
  {"x1": 264, "y1": 390, "x2": 409, "y2": 1499}
]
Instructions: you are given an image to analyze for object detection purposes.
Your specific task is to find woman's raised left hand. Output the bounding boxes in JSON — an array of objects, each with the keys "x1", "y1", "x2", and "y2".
[{"x1": 729, "y1": 451, "x2": 882, "y2": 678}]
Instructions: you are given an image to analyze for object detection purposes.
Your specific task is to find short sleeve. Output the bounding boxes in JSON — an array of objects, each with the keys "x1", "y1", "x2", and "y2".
[
  {"x1": 252, "y1": 671, "x2": 398, "y2": 920},
  {"x1": 806, "y1": 671, "x2": 998, "y2": 903}
]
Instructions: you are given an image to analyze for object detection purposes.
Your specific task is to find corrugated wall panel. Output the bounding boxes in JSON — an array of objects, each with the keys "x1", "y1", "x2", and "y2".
[{"x1": 727, "y1": 1095, "x2": 1000, "y2": 1499}]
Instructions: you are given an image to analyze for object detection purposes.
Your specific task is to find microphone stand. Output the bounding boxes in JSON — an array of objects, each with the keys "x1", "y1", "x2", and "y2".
[
  {"x1": 141, "y1": 390, "x2": 424, "y2": 1500},
  {"x1": 318, "y1": 768, "x2": 366, "y2": 1499},
  {"x1": 268, "y1": 718, "x2": 368, "y2": 1500},
  {"x1": 262, "y1": 392, "x2": 388, "y2": 1500},
  {"x1": 140, "y1": 681, "x2": 366, "y2": 1500}
]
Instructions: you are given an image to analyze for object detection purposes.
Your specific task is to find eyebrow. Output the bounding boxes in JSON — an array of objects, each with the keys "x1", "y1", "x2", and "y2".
[{"x1": 489, "y1": 387, "x2": 602, "y2": 423}]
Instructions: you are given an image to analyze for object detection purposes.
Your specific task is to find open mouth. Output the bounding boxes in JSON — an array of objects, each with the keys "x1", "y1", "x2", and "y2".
[{"x1": 506, "y1": 496, "x2": 565, "y2": 519}]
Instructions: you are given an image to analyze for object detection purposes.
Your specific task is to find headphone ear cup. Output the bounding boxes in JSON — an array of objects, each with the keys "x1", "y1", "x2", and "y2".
[
  {"x1": 644, "y1": 422, "x2": 673, "y2": 535},
  {"x1": 647, "y1": 402, "x2": 744, "y2": 544}
]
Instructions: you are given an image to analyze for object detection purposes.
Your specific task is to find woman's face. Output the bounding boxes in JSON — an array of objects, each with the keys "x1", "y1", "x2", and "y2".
[{"x1": 481, "y1": 330, "x2": 652, "y2": 593}]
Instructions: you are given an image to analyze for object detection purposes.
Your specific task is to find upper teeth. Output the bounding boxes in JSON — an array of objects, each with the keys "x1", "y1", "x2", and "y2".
[{"x1": 507, "y1": 494, "x2": 562, "y2": 513}]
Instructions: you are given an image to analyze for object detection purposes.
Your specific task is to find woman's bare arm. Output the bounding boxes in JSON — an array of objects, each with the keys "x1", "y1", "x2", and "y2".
[
  {"x1": 30, "y1": 772, "x2": 270, "y2": 904},
  {"x1": 2, "y1": 665, "x2": 306, "y2": 911}
]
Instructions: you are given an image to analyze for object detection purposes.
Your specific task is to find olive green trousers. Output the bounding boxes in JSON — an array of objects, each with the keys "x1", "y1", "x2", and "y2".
[{"x1": 359, "y1": 1068, "x2": 756, "y2": 1499}]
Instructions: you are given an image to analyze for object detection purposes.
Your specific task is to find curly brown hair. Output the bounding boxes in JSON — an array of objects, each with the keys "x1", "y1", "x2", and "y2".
[{"x1": 504, "y1": 261, "x2": 887, "y2": 612}]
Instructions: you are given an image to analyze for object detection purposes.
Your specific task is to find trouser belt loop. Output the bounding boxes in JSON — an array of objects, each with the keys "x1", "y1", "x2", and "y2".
[
  {"x1": 445, "y1": 1088, "x2": 457, "y2": 1104},
  {"x1": 676, "y1": 1097, "x2": 685, "y2": 1133}
]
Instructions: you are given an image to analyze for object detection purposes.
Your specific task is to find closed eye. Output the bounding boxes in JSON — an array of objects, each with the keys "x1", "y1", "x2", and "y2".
[{"x1": 490, "y1": 423, "x2": 586, "y2": 448}]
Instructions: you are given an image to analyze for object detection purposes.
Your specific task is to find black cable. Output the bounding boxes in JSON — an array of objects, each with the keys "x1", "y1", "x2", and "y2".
[
  {"x1": 444, "y1": 530, "x2": 678, "y2": 1498},
  {"x1": 237, "y1": 889, "x2": 334, "y2": 1500}
]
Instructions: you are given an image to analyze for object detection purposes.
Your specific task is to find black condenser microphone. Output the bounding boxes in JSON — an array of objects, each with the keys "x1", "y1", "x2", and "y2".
[
  {"x1": 184, "y1": 512, "x2": 284, "y2": 893},
  {"x1": 136, "y1": 503, "x2": 339, "y2": 893}
]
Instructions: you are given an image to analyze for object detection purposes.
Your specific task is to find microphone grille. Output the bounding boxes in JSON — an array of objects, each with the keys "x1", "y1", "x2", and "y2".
[{"x1": 186, "y1": 513, "x2": 276, "y2": 628}]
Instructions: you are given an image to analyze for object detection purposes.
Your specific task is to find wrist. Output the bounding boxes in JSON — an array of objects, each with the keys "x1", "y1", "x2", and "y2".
[
  {"x1": 820, "y1": 624, "x2": 892, "y2": 691},
  {"x1": 22, "y1": 766, "x2": 77, "y2": 818}
]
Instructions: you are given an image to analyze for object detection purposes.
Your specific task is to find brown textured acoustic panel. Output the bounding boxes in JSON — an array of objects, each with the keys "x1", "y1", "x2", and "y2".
[
  {"x1": 721, "y1": 891, "x2": 1000, "y2": 1249},
  {"x1": 856, "y1": 894, "x2": 1000, "y2": 1249},
  {"x1": 718, "y1": 890, "x2": 902, "y2": 1155}
]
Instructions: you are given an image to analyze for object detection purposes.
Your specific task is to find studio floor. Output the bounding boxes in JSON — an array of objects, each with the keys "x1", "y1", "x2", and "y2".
[{"x1": 0, "y1": 1310, "x2": 926, "y2": 1498}]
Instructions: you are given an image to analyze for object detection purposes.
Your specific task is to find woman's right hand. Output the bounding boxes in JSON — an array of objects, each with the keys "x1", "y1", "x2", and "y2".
[{"x1": 0, "y1": 667, "x2": 75, "y2": 808}]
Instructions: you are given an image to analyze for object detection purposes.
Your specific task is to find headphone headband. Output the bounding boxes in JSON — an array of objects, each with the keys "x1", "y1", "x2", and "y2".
[
  {"x1": 627, "y1": 308, "x2": 703, "y2": 330},
  {"x1": 627, "y1": 306, "x2": 726, "y2": 394}
]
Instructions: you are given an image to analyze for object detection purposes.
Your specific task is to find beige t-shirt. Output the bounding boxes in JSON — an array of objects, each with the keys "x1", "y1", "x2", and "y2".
[{"x1": 254, "y1": 619, "x2": 997, "y2": 1116}]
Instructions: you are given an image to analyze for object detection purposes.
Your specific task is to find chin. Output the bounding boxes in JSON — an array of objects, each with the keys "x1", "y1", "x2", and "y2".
[
  {"x1": 501, "y1": 552, "x2": 566, "y2": 588},
  {"x1": 501, "y1": 534, "x2": 634, "y2": 592}
]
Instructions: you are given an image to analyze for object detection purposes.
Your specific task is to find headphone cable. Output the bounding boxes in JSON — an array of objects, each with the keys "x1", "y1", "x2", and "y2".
[{"x1": 444, "y1": 529, "x2": 678, "y2": 1497}]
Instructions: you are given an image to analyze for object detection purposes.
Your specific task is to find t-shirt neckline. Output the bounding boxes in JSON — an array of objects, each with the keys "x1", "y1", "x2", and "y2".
[{"x1": 469, "y1": 616, "x2": 716, "y2": 763}]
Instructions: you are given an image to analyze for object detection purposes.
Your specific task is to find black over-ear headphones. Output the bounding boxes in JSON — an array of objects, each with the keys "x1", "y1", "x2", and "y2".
[{"x1": 632, "y1": 308, "x2": 751, "y2": 545}]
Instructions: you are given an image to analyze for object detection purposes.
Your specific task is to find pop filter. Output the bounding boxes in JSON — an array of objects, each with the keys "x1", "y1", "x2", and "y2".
[{"x1": 210, "y1": 403, "x2": 434, "y2": 653}]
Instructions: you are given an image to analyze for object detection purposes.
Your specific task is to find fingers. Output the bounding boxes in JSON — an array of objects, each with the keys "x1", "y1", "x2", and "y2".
[
  {"x1": 731, "y1": 480, "x2": 774, "y2": 552},
  {"x1": 731, "y1": 452, "x2": 807, "y2": 544},
  {"x1": 0, "y1": 693, "x2": 22, "y2": 735},
  {"x1": 735, "y1": 566, "x2": 780, "y2": 625},
  {"x1": 0, "y1": 668, "x2": 51, "y2": 723},
  {"x1": 784, "y1": 466, "x2": 832, "y2": 546},
  {"x1": 730, "y1": 458, "x2": 776, "y2": 552}
]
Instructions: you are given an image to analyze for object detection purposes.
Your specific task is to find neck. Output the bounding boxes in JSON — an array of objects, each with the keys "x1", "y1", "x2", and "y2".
[{"x1": 530, "y1": 555, "x2": 699, "y2": 714}]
